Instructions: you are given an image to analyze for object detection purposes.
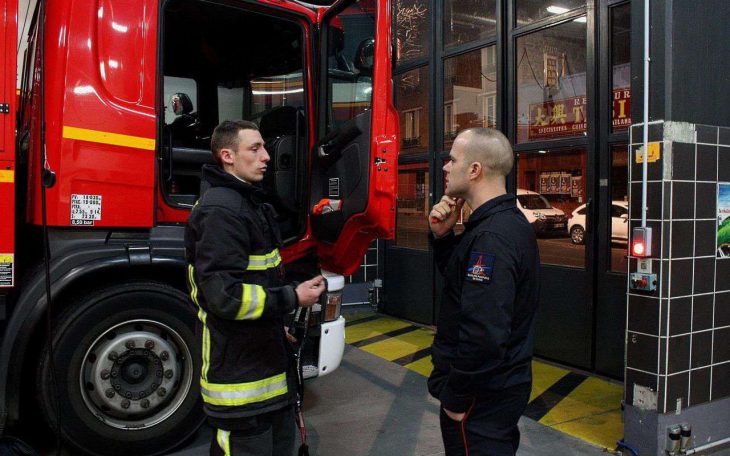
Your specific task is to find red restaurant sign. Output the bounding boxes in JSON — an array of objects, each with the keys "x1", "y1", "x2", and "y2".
[{"x1": 527, "y1": 88, "x2": 631, "y2": 141}]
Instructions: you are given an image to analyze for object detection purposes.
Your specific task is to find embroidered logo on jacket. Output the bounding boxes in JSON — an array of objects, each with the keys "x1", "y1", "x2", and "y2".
[{"x1": 466, "y1": 251, "x2": 496, "y2": 283}]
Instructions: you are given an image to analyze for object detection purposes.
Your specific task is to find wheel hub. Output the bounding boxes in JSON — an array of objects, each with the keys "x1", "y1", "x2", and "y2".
[{"x1": 85, "y1": 327, "x2": 183, "y2": 421}]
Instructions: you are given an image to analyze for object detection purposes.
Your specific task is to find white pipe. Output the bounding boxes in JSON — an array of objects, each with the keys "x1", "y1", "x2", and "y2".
[
  {"x1": 683, "y1": 435, "x2": 730, "y2": 455},
  {"x1": 641, "y1": 0, "x2": 650, "y2": 228}
]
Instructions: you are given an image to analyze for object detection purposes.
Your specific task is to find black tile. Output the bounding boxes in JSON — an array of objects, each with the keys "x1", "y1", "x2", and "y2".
[
  {"x1": 713, "y1": 327, "x2": 730, "y2": 363},
  {"x1": 670, "y1": 259, "x2": 693, "y2": 297},
  {"x1": 671, "y1": 221, "x2": 694, "y2": 258},
  {"x1": 695, "y1": 220, "x2": 718, "y2": 257},
  {"x1": 659, "y1": 339, "x2": 667, "y2": 374},
  {"x1": 650, "y1": 124, "x2": 663, "y2": 142},
  {"x1": 668, "y1": 297, "x2": 691, "y2": 336},
  {"x1": 625, "y1": 368, "x2": 658, "y2": 405},
  {"x1": 627, "y1": 331, "x2": 659, "y2": 373},
  {"x1": 663, "y1": 182, "x2": 672, "y2": 220},
  {"x1": 717, "y1": 260, "x2": 730, "y2": 292},
  {"x1": 716, "y1": 292, "x2": 730, "y2": 327},
  {"x1": 628, "y1": 295, "x2": 661, "y2": 335},
  {"x1": 697, "y1": 125, "x2": 718, "y2": 144},
  {"x1": 694, "y1": 258, "x2": 716, "y2": 294},
  {"x1": 691, "y1": 331, "x2": 713, "y2": 369},
  {"x1": 665, "y1": 372, "x2": 689, "y2": 414},
  {"x1": 719, "y1": 127, "x2": 730, "y2": 147},
  {"x1": 630, "y1": 182, "x2": 663, "y2": 220},
  {"x1": 662, "y1": 221, "x2": 671, "y2": 257},
  {"x1": 671, "y1": 142, "x2": 695, "y2": 181},
  {"x1": 630, "y1": 124, "x2": 643, "y2": 144},
  {"x1": 693, "y1": 294, "x2": 714, "y2": 331},
  {"x1": 690, "y1": 367, "x2": 711, "y2": 406},
  {"x1": 712, "y1": 362, "x2": 730, "y2": 400},
  {"x1": 672, "y1": 182, "x2": 695, "y2": 220},
  {"x1": 668, "y1": 335, "x2": 690, "y2": 373},
  {"x1": 696, "y1": 183, "x2": 718, "y2": 219},
  {"x1": 662, "y1": 260, "x2": 671, "y2": 297},
  {"x1": 660, "y1": 298, "x2": 668, "y2": 336},
  {"x1": 350, "y1": 269, "x2": 365, "y2": 282},
  {"x1": 720, "y1": 147, "x2": 730, "y2": 181},
  {"x1": 697, "y1": 145, "x2": 718, "y2": 182},
  {"x1": 648, "y1": 220, "x2": 662, "y2": 260}
]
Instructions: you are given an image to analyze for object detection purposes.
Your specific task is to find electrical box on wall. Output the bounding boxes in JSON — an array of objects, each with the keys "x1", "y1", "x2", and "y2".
[{"x1": 630, "y1": 272, "x2": 657, "y2": 291}]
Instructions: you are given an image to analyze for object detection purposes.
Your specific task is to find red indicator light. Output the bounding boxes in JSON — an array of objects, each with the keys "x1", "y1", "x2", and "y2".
[{"x1": 632, "y1": 242, "x2": 645, "y2": 256}]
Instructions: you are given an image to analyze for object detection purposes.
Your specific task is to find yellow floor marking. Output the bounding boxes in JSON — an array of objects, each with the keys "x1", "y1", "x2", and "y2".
[
  {"x1": 404, "y1": 356, "x2": 434, "y2": 377},
  {"x1": 360, "y1": 328, "x2": 434, "y2": 361},
  {"x1": 530, "y1": 361, "x2": 570, "y2": 402},
  {"x1": 344, "y1": 312, "x2": 623, "y2": 451},
  {"x1": 345, "y1": 317, "x2": 411, "y2": 344},
  {"x1": 551, "y1": 409, "x2": 623, "y2": 449},
  {"x1": 539, "y1": 377, "x2": 623, "y2": 448}
]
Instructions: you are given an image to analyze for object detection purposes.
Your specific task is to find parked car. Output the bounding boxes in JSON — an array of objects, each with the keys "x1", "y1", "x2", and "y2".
[
  {"x1": 516, "y1": 189, "x2": 568, "y2": 235},
  {"x1": 568, "y1": 201, "x2": 629, "y2": 244}
]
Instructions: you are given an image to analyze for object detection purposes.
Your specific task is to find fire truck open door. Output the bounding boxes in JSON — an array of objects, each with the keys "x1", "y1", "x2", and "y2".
[
  {"x1": 310, "y1": 0, "x2": 398, "y2": 276},
  {"x1": 0, "y1": 0, "x2": 17, "y2": 288}
]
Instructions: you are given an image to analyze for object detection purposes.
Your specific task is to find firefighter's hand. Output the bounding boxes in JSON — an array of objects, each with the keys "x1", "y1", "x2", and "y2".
[
  {"x1": 443, "y1": 407, "x2": 466, "y2": 422},
  {"x1": 295, "y1": 275, "x2": 326, "y2": 307},
  {"x1": 428, "y1": 196, "x2": 464, "y2": 238}
]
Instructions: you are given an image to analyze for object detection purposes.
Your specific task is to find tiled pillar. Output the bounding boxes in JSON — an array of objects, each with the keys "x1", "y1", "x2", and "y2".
[{"x1": 624, "y1": 121, "x2": 730, "y2": 455}]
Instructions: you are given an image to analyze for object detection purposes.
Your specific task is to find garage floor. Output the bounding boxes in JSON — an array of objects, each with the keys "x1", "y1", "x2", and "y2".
[{"x1": 169, "y1": 309, "x2": 617, "y2": 456}]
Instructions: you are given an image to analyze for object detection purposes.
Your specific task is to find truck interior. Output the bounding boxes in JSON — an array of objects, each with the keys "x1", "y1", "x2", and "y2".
[
  {"x1": 160, "y1": 0, "x2": 308, "y2": 240},
  {"x1": 160, "y1": 0, "x2": 377, "y2": 244}
]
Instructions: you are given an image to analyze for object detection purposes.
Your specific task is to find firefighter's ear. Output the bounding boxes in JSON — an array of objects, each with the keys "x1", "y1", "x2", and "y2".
[{"x1": 220, "y1": 148, "x2": 235, "y2": 166}]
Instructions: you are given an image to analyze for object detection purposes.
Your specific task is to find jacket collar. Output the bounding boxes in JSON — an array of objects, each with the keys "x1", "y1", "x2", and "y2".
[
  {"x1": 464, "y1": 193, "x2": 516, "y2": 229},
  {"x1": 201, "y1": 164, "x2": 267, "y2": 199}
]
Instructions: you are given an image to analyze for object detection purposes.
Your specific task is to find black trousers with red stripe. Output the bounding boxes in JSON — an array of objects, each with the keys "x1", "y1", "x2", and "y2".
[{"x1": 439, "y1": 383, "x2": 531, "y2": 456}]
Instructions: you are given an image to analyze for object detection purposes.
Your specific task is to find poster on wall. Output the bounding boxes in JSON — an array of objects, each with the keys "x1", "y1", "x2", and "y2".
[
  {"x1": 718, "y1": 183, "x2": 730, "y2": 258},
  {"x1": 539, "y1": 174, "x2": 549, "y2": 194},
  {"x1": 559, "y1": 173, "x2": 571, "y2": 194},
  {"x1": 571, "y1": 176, "x2": 583, "y2": 198},
  {"x1": 548, "y1": 173, "x2": 560, "y2": 194}
]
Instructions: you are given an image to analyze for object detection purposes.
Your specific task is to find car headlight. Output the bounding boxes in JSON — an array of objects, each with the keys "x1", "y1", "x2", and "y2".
[
  {"x1": 322, "y1": 290, "x2": 342, "y2": 322},
  {"x1": 533, "y1": 211, "x2": 546, "y2": 220}
]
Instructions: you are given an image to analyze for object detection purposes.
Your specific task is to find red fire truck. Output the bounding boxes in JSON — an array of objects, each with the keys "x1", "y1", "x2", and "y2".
[{"x1": 0, "y1": 0, "x2": 397, "y2": 453}]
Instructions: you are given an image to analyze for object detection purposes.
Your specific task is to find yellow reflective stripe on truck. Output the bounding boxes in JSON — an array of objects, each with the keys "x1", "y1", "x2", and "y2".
[{"x1": 62, "y1": 126, "x2": 156, "y2": 150}]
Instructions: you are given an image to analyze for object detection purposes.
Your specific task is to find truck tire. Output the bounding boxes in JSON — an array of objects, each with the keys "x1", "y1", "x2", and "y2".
[{"x1": 37, "y1": 282, "x2": 204, "y2": 456}]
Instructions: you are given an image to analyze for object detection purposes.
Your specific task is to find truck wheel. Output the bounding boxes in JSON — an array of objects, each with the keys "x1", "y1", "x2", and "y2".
[{"x1": 37, "y1": 282, "x2": 204, "y2": 456}]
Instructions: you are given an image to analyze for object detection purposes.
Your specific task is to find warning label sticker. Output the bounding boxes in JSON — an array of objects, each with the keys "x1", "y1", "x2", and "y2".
[
  {"x1": 0, "y1": 254, "x2": 13, "y2": 287},
  {"x1": 71, "y1": 194, "x2": 102, "y2": 226}
]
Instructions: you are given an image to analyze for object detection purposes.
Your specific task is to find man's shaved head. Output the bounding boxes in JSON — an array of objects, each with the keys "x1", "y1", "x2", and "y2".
[{"x1": 457, "y1": 128, "x2": 514, "y2": 178}]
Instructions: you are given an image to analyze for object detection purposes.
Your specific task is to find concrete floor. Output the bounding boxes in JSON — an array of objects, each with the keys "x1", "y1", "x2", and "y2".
[{"x1": 169, "y1": 346, "x2": 606, "y2": 456}]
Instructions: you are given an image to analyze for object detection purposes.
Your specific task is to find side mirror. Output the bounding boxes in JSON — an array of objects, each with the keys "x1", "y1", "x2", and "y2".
[{"x1": 354, "y1": 37, "x2": 375, "y2": 76}]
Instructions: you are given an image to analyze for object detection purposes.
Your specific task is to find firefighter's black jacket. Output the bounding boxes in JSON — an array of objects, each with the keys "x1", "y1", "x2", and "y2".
[
  {"x1": 185, "y1": 164, "x2": 298, "y2": 428},
  {"x1": 428, "y1": 194, "x2": 540, "y2": 413}
]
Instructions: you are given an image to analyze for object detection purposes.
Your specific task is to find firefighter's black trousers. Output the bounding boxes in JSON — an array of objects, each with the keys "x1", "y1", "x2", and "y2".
[
  {"x1": 210, "y1": 405, "x2": 296, "y2": 456},
  {"x1": 439, "y1": 383, "x2": 531, "y2": 456}
]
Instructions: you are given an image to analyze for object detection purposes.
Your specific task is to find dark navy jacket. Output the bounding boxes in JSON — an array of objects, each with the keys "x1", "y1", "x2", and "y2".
[{"x1": 428, "y1": 193, "x2": 540, "y2": 413}]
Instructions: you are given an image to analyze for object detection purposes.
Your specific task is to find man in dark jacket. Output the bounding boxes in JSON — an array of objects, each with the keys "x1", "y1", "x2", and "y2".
[
  {"x1": 185, "y1": 120, "x2": 325, "y2": 456},
  {"x1": 427, "y1": 128, "x2": 540, "y2": 456}
]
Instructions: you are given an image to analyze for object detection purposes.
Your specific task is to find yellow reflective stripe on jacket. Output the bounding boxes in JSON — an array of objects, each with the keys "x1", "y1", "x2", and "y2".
[
  {"x1": 236, "y1": 284, "x2": 266, "y2": 320},
  {"x1": 245, "y1": 249, "x2": 282, "y2": 271},
  {"x1": 216, "y1": 429, "x2": 231, "y2": 455},
  {"x1": 201, "y1": 372, "x2": 288, "y2": 406},
  {"x1": 188, "y1": 265, "x2": 210, "y2": 381}
]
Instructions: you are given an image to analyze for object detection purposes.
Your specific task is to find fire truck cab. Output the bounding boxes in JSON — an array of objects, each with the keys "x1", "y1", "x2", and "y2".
[{"x1": 0, "y1": 0, "x2": 397, "y2": 454}]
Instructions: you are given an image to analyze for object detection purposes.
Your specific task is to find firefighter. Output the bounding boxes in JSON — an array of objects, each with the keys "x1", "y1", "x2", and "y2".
[
  {"x1": 427, "y1": 128, "x2": 540, "y2": 456},
  {"x1": 185, "y1": 120, "x2": 325, "y2": 456}
]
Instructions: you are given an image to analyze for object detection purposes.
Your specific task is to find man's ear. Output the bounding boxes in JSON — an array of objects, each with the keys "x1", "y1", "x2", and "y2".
[
  {"x1": 220, "y1": 148, "x2": 235, "y2": 166},
  {"x1": 469, "y1": 161, "x2": 482, "y2": 180}
]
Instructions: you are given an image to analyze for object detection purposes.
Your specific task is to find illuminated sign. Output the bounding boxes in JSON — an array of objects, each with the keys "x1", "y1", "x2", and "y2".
[{"x1": 527, "y1": 88, "x2": 631, "y2": 141}]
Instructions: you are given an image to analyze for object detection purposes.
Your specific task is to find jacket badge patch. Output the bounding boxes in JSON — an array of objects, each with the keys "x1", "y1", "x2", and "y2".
[{"x1": 466, "y1": 251, "x2": 495, "y2": 283}]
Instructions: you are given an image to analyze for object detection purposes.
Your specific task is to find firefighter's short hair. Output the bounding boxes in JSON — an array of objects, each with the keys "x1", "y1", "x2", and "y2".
[{"x1": 211, "y1": 120, "x2": 260, "y2": 166}]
